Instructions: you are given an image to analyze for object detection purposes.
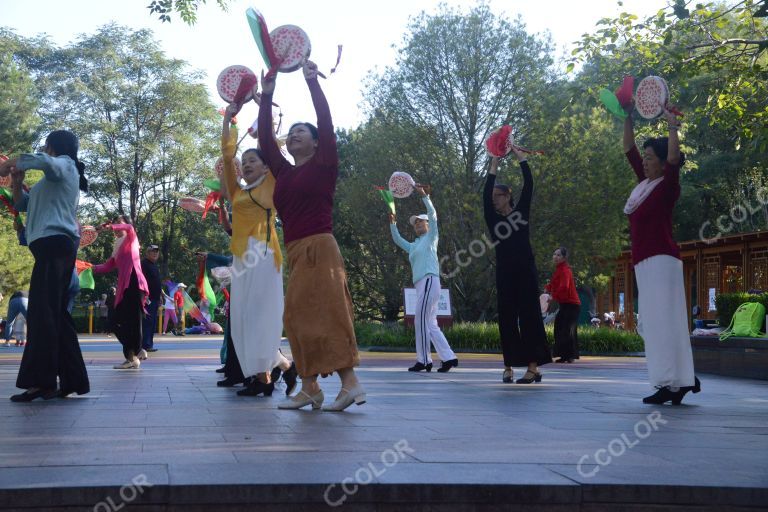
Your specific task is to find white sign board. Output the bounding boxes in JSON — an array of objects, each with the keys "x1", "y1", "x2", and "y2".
[
  {"x1": 708, "y1": 288, "x2": 717, "y2": 312},
  {"x1": 403, "y1": 288, "x2": 452, "y2": 316}
]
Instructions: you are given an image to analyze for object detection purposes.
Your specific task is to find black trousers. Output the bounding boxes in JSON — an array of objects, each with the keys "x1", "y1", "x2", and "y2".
[
  {"x1": 112, "y1": 270, "x2": 144, "y2": 360},
  {"x1": 497, "y1": 262, "x2": 552, "y2": 367},
  {"x1": 16, "y1": 235, "x2": 89, "y2": 394},
  {"x1": 554, "y1": 303, "x2": 580, "y2": 360},
  {"x1": 142, "y1": 298, "x2": 159, "y2": 350},
  {"x1": 223, "y1": 319, "x2": 244, "y2": 381}
]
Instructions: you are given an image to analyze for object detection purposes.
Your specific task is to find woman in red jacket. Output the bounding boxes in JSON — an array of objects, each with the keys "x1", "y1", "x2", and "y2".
[{"x1": 545, "y1": 247, "x2": 581, "y2": 363}]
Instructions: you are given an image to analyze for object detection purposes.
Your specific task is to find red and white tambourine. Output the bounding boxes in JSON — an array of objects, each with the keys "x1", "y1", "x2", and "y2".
[
  {"x1": 634, "y1": 76, "x2": 669, "y2": 119},
  {"x1": 79, "y1": 225, "x2": 98, "y2": 248},
  {"x1": 216, "y1": 65, "x2": 258, "y2": 104},
  {"x1": 271, "y1": 25, "x2": 311, "y2": 73},
  {"x1": 179, "y1": 197, "x2": 207, "y2": 213},
  {"x1": 0, "y1": 154, "x2": 10, "y2": 188},
  {"x1": 486, "y1": 126, "x2": 515, "y2": 157},
  {"x1": 486, "y1": 125, "x2": 545, "y2": 157},
  {"x1": 215, "y1": 156, "x2": 243, "y2": 179},
  {"x1": 388, "y1": 171, "x2": 416, "y2": 199}
]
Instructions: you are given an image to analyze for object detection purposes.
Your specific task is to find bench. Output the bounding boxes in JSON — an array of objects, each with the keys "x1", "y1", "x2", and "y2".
[{"x1": 691, "y1": 335, "x2": 768, "y2": 380}]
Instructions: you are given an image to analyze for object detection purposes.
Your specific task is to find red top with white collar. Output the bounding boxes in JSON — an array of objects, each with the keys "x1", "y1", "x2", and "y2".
[{"x1": 625, "y1": 146, "x2": 681, "y2": 266}]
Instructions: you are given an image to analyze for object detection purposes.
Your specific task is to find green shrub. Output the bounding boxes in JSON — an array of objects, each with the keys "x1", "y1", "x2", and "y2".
[
  {"x1": 354, "y1": 321, "x2": 644, "y2": 354},
  {"x1": 715, "y1": 292, "x2": 768, "y2": 327}
]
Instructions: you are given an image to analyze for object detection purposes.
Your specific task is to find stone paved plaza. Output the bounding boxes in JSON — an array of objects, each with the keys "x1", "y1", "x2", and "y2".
[{"x1": 0, "y1": 336, "x2": 766, "y2": 511}]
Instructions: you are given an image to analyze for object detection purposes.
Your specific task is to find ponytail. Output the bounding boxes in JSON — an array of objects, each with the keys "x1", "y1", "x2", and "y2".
[{"x1": 76, "y1": 159, "x2": 88, "y2": 192}]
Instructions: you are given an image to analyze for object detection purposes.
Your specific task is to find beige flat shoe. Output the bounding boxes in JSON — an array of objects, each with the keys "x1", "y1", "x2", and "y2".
[
  {"x1": 278, "y1": 390, "x2": 324, "y2": 410},
  {"x1": 322, "y1": 385, "x2": 367, "y2": 412}
]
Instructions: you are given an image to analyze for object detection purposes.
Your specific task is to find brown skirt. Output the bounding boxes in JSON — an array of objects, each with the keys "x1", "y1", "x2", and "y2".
[{"x1": 284, "y1": 233, "x2": 359, "y2": 378}]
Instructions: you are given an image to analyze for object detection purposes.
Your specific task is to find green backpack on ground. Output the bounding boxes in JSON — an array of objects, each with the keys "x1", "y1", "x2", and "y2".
[{"x1": 719, "y1": 302, "x2": 766, "y2": 340}]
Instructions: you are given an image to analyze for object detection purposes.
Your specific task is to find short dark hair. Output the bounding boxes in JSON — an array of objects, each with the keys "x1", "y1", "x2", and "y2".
[
  {"x1": 642, "y1": 137, "x2": 686, "y2": 166},
  {"x1": 557, "y1": 246, "x2": 568, "y2": 258},
  {"x1": 493, "y1": 184, "x2": 511, "y2": 195},
  {"x1": 288, "y1": 122, "x2": 319, "y2": 140},
  {"x1": 242, "y1": 147, "x2": 266, "y2": 162}
]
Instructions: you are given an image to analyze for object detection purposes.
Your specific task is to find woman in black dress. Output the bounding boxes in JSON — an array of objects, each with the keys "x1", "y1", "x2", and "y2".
[{"x1": 483, "y1": 149, "x2": 552, "y2": 384}]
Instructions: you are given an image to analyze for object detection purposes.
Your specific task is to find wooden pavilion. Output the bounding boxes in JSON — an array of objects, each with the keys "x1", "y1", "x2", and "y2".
[{"x1": 597, "y1": 230, "x2": 768, "y2": 330}]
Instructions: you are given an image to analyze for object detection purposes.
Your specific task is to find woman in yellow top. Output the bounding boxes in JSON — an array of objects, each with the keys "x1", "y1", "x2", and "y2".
[{"x1": 221, "y1": 102, "x2": 296, "y2": 397}]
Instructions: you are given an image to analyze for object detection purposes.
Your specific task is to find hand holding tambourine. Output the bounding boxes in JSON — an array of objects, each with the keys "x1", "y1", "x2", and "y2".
[{"x1": 303, "y1": 60, "x2": 319, "y2": 80}]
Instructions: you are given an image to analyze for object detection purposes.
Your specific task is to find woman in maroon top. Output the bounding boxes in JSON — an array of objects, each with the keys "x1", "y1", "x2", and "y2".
[
  {"x1": 545, "y1": 247, "x2": 581, "y2": 363},
  {"x1": 622, "y1": 105, "x2": 700, "y2": 405},
  {"x1": 258, "y1": 61, "x2": 364, "y2": 412}
]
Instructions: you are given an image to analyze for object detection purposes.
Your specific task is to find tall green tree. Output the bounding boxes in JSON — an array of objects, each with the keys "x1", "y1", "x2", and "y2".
[
  {"x1": 569, "y1": 0, "x2": 768, "y2": 241},
  {"x1": 0, "y1": 54, "x2": 39, "y2": 155},
  {"x1": 1, "y1": 26, "x2": 229, "y2": 296}
]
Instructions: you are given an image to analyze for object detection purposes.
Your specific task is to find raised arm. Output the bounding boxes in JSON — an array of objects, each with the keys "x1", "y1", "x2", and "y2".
[
  {"x1": 305, "y1": 61, "x2": 338, "y2": 167},
  {"x1": 659, "y1": 108, "x2": 683, "y2": 190},
  {"x1": 17, "y1": 153, "x2": 67, "y2": 181},
  {"x1": 389, "y1": 215, "x2": 412, "y2": 252},
  {"x1": 483, "y1": 158, "x2": 498, "y2": 230},
  {"x1": 221, "y1": 104, "x2": 240, "y2": 201},
  {"x1": 623, "y1": 106, "x2": 645, "y2": 182},
  {"x1": 511, "y1": 148, "x2": 533, "y2": 220},
  {"x1": 421, "y1": 192, "x2": 438, "y2": 241},
  {"x1": 258, "y1": 71, "x2": 291, "y2": 176}
]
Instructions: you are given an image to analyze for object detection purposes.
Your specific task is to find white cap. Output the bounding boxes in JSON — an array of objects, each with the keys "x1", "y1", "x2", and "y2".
[
  {"x1": 176, "y1": 282, "x2": 187, "y2": 288},
  {"x1": 409, "y1": 214, "x2": 429, "y2": 226}
]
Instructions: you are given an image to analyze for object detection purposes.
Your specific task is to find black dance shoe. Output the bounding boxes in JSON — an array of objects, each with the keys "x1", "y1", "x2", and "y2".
[
  {"x1": 270, "y1": 366, "x2": 282, "y2": 385},
  {"x1": 10, "y1": 388, "x2": 58, "y2": 402},
  {"x1": 436, "y1": 359, "x2": 459, "y2": 373},
  {"x1": 282, "y1": 362, "x2": 298, "y2": 396},
  {"x1": 671, "y1": 377, "x2": 702, "y2": 405},
  {"x1": 408, "y1": 362, "x2": 432, "y2": 372},
  {"x1": 642, "y1": 386, "x2": 678, "y2": 404},
  {"x1": 515, "y1": 371, "x2": 543, "y2": 384},
  {"x1": 217, "y1": 377, "x2": 244, "y2": 387},
  {"x1": 555, "y1": 358, "x2": 574, "y2": 363},
  {"x1": 237, "y1": 380, "x2": 274, "y2": 397},
  {"x1": 215, "y1": 366, "x2": 226, "y2": 373}
]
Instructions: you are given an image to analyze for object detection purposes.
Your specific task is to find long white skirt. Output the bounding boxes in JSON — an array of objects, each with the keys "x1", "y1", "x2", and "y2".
[
  {"x1": 230, "y1": 237, "x2": 284, "y2": 377},
  {"x1": 634, "y1": 255, "x2": 695, "y2": 389}
]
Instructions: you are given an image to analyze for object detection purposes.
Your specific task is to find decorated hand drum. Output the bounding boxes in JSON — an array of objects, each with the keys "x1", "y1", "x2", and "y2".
[
  {"x1": 634, "y1": 76, "x2": 669, "y2": 119},
  {"x1": 79, "y1": 225, "x2": 98, "y2": 248},
  {"x1": 179, "y1": 197, "x2": 207, "y2": 213},
  {"x1": 216, "y1": 65, "x2": 258, "y2": 104},
  {"x1": 388, "y1": 171, "x2": 416, "y2": 199},
  {"x1": 215, "y1": 156, "x2": 243, "y2": 180},
  {"x1": 485, "y1": 125, "x2": 515, "y2": 157},
  {"x1": 270, "y1": 25, "x2": 312, "y2": 73}
]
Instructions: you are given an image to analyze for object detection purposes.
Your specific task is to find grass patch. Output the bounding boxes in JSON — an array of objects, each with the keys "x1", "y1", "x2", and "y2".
[{"x1": 355, "y1": 321, "x2": 644, "y2": 354}]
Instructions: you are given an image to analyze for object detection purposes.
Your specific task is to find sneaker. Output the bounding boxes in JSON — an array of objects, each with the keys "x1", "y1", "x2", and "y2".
[
  {"x1": 146, "y1": 348, "x2": 158, "y2": 352},
  {"x1": 137, "y1": 349, "x2": 148, "y2": 360},
  {"x1": 3, "y1": 342, "x2": 9, "y2": 347},
  {"x1": 113, "y1": 359, "x2": 140, "y2": 369}
]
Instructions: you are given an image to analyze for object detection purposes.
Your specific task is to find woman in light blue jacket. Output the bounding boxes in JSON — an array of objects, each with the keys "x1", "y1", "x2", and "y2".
[
  {"x1": 0, "y1": 130, "x2": 90, "y2": 401},
  {"x1": 389, "y1": 185, "x2": 458, "y2": 373}
]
